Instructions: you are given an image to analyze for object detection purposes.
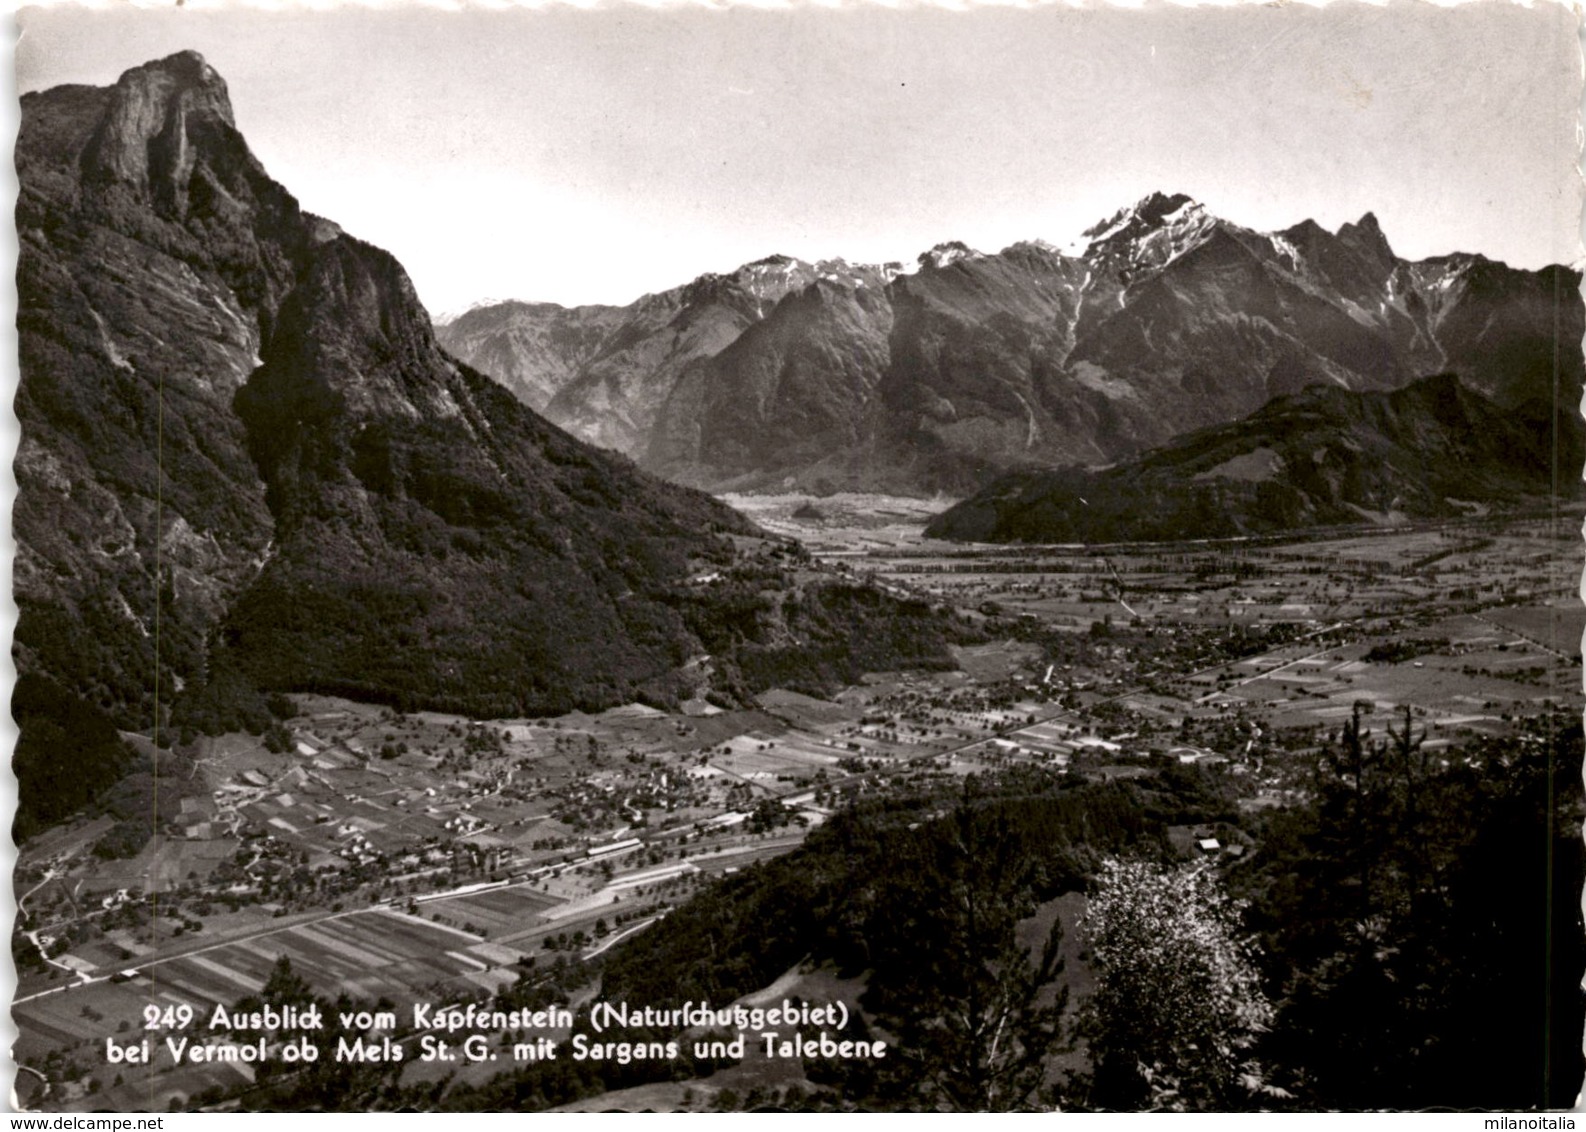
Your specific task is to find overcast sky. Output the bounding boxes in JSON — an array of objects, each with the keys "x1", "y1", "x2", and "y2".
[{"x1": 15, "y1": 2, "x2": 1584, "y2": 316}]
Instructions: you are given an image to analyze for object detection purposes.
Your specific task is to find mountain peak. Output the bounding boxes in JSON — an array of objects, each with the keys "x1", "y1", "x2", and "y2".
[
  {"x1": 81, "y1": 49, "x2": 239, "y2": 212},
  {"x1": 1083, "y1": 192, "x2": 1201, "y2": 240},
  {"x1": 1135, "y1": 190, "x2": 1197, "y2": 222},
  {"x1": 1336, "y1": 210, "x2": 1395, "y2": 265},
  {"x1": 731, "y1": 254, "x2": 810, "y2": 283},
  {"x1": 110, "y1": 49, "x2": 234, "y2": 128},
  {"x1": 918, "y1": 241, "x2": 982, "y2": 270},
  {"x1": 143, "y1": 49, "x2": 223, "y2": 84},
  {"x1": 1280, "y1": 217, "x2": 1330, "y2": 243},
  {"x1": 1079, "y1": 192, "x2": 1215, "y2": 277},
  {"x1": 1004, "y1": 238, "x2": 1064, "y2": 257}
]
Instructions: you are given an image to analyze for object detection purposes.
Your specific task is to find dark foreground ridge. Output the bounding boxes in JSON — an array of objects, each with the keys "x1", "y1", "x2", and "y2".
[{"x1": 925, "y1": 373, "x2": 1571, "y2": 544}]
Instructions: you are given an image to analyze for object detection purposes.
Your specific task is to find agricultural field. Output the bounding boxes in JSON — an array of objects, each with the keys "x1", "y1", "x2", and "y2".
[{"x1": 13, "y1": 502, "x2": 1582, "y2": 1111}]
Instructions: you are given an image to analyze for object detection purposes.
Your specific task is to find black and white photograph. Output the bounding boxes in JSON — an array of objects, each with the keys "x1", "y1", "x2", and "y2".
[{"x1": 9, "y1": 0, "x2": 1585, "y2": 1113}]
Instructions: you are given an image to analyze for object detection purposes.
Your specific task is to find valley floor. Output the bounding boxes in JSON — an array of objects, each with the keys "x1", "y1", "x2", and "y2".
[{"x1": 13, "y1": 502, "x2": 1583, "y2": 1112}]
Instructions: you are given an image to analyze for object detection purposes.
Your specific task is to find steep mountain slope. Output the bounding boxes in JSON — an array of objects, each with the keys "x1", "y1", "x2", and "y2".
[
  {"x1": 434, "y1": 300, "x2": 627, "y2": 410},
  {"x1": 17, "y1": 53, "x2": 298, "y2": 736},
  {"x1": 855, "y1": 241, "x2": 1100, "y2": 490},
  {"x1": 543, "y1": 257, "x2": 898, "y2": 455},
  {"x1": 436, "y1": 258, "x2": 907, "y2": 455},
  {"x1": 924, "y1": 373, "x2": 1559, "y2": 544},
  {"x1": 445, "y1": 193, "x2": 1582, "y2": 496},
  {"x1": 645, "y1": 266, "x2": 900, "y2": 489},
  {"x1": 222, "y1": 229, "x2": 755, "y2": 719},
  {"x1": 14, "y1": 53, "x2": 964, "y2": 834}
]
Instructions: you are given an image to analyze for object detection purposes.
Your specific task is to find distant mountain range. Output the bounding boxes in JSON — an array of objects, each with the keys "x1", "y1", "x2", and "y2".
[
  {"x1": 14, "y1": 53, "x2": 964, "y2": 836},
  {"x1": 440, "y1": 192, "x2": 1583, "y2": 497},
  {"x1": 924, "y1": 372, "x2": 1573, "y2": 544}
]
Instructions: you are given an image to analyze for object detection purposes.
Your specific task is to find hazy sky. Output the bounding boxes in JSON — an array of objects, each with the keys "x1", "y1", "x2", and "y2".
[{"x1": 15, "y1": 2, "x2": 1584, "y2": 315}]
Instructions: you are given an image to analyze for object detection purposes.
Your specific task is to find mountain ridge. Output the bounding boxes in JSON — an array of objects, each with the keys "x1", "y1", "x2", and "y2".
[
  {"x1": 440, "y1": 194, "x2": 1582, "y2": 497},
  {"x1": 923, "y1": 372, "x2": 1567, "y2": 544}
]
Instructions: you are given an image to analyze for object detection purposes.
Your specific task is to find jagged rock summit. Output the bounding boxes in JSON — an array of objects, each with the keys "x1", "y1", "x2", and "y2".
[
  {"x1": 1080, "y1": 191, "x2": 1217, "y2": 276},
  {"x1": 80, "y1": 51, "x2": 236, "y2": 208}
]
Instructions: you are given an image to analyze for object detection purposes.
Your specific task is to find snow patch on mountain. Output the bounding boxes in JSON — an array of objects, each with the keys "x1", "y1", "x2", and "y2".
[
  {"x1": 1080, "y1": 192, "x2": 1217, "y2": 276},
  {"x1": 918, "y1": 241, "x2": 984, "y2": 270}
]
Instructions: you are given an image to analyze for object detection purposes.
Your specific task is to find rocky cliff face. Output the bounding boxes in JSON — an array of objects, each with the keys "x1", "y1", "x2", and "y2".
[
  {"x1": 444, "y1": 192, "x2": 1582, "y2": 496},
  {"x1": 18, "y1": 49, "x2": 781, "y2": 720},
  {"x1": 17, "y1": 53, "x2": 299, "y2": 732},
  {"x1": 21, "y1": 53, "x2": 884, "y2": 832}
]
